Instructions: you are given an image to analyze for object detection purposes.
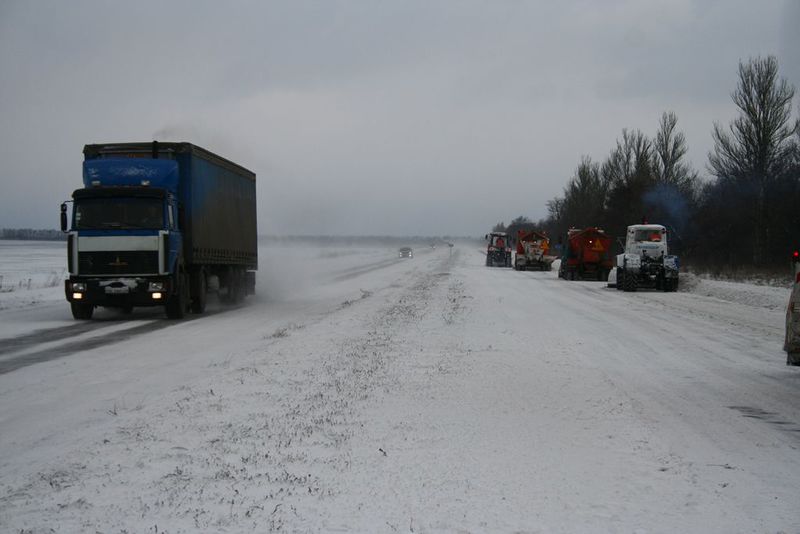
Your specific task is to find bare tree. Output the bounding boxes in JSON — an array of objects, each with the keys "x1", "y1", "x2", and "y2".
[
  {"x1": 653, "y1": 111, "x2": 697, "y2": 189},
  {"x1": 708, "y1": 56, "x2": 798, "y2": 263}
]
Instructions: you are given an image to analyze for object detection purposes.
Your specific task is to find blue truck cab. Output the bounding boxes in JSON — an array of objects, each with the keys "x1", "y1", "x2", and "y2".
[{"x1": 62, "y1": 141, "x2": 257, "y2": 319}]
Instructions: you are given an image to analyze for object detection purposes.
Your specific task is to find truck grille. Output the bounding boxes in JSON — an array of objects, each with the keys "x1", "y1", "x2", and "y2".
[{"x1": 78, "y1": 251, "x2": 159, "y2": 275}]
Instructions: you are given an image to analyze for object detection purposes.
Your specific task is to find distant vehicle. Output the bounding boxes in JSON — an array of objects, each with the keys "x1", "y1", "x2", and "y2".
[
  {"x1": 558, "y1": 227, "x2": 612, "y2": 280},
  {"x1": 399, "y1": 247, "x2": 413, "y2": 258},
  {"x1": 514, "y1": 229, "x2": 554, "y2": 271},
  {"x1": 614, "y1": 224, "x2": 678, "y2": 292},
  {"x1": 786, "y1": 250, "x2": 800, "y2": 365},
  {"x1": 61, "y1": 141, "x2": 258, "y2": 320},
  {"x1": 485, "y1": 232, "x2": 512, "y2": 267}
]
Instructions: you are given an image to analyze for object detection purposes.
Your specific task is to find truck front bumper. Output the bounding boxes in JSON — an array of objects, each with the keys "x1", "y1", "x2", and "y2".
[{"x1": 65, "y1": 276, "x2": 172, "y2": 308}]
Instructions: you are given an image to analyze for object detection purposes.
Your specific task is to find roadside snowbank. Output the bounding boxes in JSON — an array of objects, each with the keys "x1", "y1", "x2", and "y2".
[{"x1": 680, "y1": 272, "x2": 790, "y2": 310}]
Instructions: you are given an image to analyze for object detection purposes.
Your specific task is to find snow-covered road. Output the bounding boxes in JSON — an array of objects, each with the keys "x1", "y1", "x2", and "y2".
[{"x1": 0, "y1": 241, "x2": 798, "y2": 533}]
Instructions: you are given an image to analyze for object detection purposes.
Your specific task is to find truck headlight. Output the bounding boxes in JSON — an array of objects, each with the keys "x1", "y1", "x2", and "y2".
[
  {"x1": 148, "y1": 281, "x2": 164, "y2": 292},
  {"x1": 71, "y1": 282, "x2": 86, "y2": 292}
]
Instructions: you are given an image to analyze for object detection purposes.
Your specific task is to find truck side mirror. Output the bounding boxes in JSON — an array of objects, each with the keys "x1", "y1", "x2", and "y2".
[{"x1": 60, "y1": 203, "x2": 68, "y2": 232}]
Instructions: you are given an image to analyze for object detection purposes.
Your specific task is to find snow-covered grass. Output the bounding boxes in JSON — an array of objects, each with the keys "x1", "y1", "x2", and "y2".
[{"x1": 0, "y1": 240, "x2": 66, "y2": 311}]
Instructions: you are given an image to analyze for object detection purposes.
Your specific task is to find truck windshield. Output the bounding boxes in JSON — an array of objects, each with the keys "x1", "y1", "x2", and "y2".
[
  {"x1": 633, "y1": 229, "x2": 663, "y2": 242},
  {"x1": 74, "y1": 198, "x2": 164, "y2": 230}
]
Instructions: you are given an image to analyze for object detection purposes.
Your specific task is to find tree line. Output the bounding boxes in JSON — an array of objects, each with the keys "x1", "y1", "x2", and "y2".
[
  {"x1": 493, "y1": 56, "x2": 800, "y2": 273},
  {"x1": 1, "y1": 228, "x2": 66, "y2": 241}
]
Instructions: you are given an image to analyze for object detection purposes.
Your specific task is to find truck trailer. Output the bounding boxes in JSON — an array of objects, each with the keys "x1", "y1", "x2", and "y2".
[{"x1": 62, "y1": 141, "x2": 257, "y2": 319}]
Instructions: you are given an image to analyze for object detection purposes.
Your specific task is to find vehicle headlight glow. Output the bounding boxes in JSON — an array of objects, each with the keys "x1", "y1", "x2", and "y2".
[
  {"x1": 72, "y1": 292, "x2": 83, "y2": 299},
  {"x1": 151, "y1": 292, "x2": 163, "y2": 300}
]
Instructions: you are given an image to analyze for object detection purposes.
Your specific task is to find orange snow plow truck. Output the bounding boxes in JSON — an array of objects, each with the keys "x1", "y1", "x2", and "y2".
[
  {"x1": 514, "y1": 230, "x2": 555, "y2": 271},
  {"x1": 558, "y1": 227, "x2": 613, "y2": 281}
]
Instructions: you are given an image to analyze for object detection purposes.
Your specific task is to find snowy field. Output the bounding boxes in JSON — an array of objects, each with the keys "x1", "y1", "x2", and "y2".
[{"x1": 0, "y1": 240, "x2": 798, "y2": 533}]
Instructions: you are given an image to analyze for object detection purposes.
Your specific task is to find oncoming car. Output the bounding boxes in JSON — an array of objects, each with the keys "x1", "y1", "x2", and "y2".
[
  {"x1": 786, "y1": 250, "x2": 800, "y2": 365},
  {"x1": 399, "y1": 247, "x2": 413, "y2": 258}
]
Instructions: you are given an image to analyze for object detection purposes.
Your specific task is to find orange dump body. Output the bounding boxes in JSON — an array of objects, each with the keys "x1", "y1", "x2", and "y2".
[{"x1": 563, "y1": 227, "x2": 613, "y2": 276}]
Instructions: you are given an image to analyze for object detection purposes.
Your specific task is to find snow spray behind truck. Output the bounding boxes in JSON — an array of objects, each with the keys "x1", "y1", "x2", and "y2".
[{"x1": 61, "y1": 141, "x2": 257, "y2": 320}]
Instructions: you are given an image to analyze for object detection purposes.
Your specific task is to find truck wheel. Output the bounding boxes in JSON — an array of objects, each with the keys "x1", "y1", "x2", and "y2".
[
  {"x1": 190, "y1": 269, "x2": 207, "y2": 314},
  {"x1": 616, "y1": 271, "x2": 623, "y2": 290},
  {"x1": 787, "y1": 352, "x2": 800, "y2": 366},
  {"x1": 166, "y1": 272, "x2": 188, "y2": 319},
  {"x1": 622, "y1": 271, "x2": 637, "y2": 292},
  {"x1": 71, "y1": 301, "x2": 94, "y2": 320},
  {"x1": 670, "y1": 278, "x2": 679, "y2": 292}
]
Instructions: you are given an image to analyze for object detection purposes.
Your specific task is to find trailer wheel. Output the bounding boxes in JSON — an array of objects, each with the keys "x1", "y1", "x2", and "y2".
[
  {"x1": 71, "y1": 301, "x2": 94, "y2": 320},
  {"x1": 190, "y1": 269, "x2": 207, "y2": 314}
]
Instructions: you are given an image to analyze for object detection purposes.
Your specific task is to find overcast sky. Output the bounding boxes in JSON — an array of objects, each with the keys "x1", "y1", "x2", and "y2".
[{"x1": 0, "y1": 1, "x2": 797, "y2": 237}]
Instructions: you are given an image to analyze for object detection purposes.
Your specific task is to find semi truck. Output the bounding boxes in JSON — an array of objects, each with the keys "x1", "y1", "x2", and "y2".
[
  {"x1": 514, "y1": 229, "x2": 554, "y2": 271},
  {"x1": 615, "y1": 224, "x2": 678, "y2": 292},
  {"x1": 61, "y1": 141, "x2": 257, "y2": 320},
  {"x1": 558, "y1": 227, "x2": 613, "y2": 281}
]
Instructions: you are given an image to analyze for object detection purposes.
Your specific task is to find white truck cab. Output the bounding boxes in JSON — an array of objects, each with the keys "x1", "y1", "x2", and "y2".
[{"x1": 615, "y1": 224, "x2": 679, "y2": 292}]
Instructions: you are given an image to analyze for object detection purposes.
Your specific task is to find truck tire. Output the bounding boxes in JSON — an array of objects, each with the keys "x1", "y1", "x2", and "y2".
[
  {"x1": 788, "y1": 352, "x2": 800, "y2": 366},
  {"x1": 71, "y1": 301, "x2": 94, "y2": 320},
  {"x1": 616, "y1": 270, "x2": 623, "y2": 290},
  {"x1": 622, "y1": 270, "x2": 637, "y2": 292},
  {"x1": 190, "y1": 269, "x2": 207, "y2": 314},
  {"x1": 166, "y1": 272, "x2": 188, "y2": 319}
]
